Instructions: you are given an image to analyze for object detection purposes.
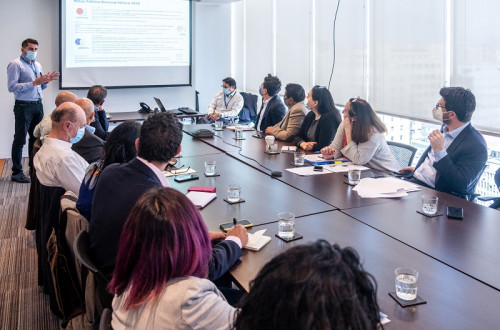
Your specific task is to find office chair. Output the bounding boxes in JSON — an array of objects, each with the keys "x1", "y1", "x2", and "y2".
[
  {"x1": 99, "y1": 308, "x2": 113, "y2": 330},
  {"x1": 74, "y1": 230, "x2": 113, "y2": 309},
  {"x1": 478, "y1": 168, "x2": 500, "y2": 209},
  {"x1": 387, "y1": 141, "x2": 418, "y2": 168}
]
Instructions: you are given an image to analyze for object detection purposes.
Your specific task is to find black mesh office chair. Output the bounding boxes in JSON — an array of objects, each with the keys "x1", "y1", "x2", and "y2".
[
  {"x1": 99, "y1": 308, "x2": 113, "y2": 330},
  {"x1": 387, "y1": 141, "x2": 418, "y2": 168}
]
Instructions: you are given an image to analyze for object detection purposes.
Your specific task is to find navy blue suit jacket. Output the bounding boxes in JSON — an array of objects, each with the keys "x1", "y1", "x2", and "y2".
[
  {"x1": 415, "y1": 123, "x2": 487, "y2": 198},
  {"x1": 89, "y1": 158, "x2": 241, "y2": 280},
  {"x1": 255, "y1": 95, "x2": 286, "y2": 132}
]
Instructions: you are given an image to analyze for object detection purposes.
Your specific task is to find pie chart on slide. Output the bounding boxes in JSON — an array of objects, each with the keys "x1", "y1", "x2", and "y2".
[
  {"x1": 76, "y1": 8, "x2": 84, "y2": 15},
  {"x1": 75, "y1": 38, "x2": 85, "y2": 46}
]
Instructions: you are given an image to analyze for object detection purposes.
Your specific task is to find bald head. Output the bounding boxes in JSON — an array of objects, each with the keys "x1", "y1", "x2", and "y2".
[
  {"x1": 55, "y1": 91, "x2": 77, "y2": 107},
  {"x1": 74, "y1": 98, "x2": 95, "y2": 122},
  {"x1": 49, "y1": 102, "x2": 86, "y2": 142}
]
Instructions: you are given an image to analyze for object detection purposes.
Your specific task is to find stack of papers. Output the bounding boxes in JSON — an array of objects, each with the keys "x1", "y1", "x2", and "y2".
[
  {"x1": 352, "y1": 177, "x2": 420, "y2": 198},
  {"x1": 324, "y1": 164, "x2": 369, "y2": 173},
  {"x1": 244, "y1": 229, "x2": 272, "y2": 251},
  {"x1": 185, "y1": 191, "x2": 217, "y2": 209}
]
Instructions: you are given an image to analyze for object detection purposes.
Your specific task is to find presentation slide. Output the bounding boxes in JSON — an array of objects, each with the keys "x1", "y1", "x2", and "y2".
[{"x1": 60, "y1": 0, "x2": 192, "y2": 88}]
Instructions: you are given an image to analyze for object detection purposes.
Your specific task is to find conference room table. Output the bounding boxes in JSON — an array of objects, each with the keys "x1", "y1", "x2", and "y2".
[
  {"x1": 230, "y1": 212, "x2": 500, "y2": 329},
  {"x1": 343, "y1": 191, "x2": 500, "y2": 291},
  {"x1": 178, "y1": 124, "x2": 500, "y2": 328},
  {"x1": 184, "y1": 125, "x2": 425, "y2": 209},
  {"x1": 169, "y1": 152, "x2": 335, "y2": 231}
]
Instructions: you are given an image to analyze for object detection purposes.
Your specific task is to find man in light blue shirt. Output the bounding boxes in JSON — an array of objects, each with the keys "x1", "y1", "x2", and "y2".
[
  {"x1": 400, "y1": 87, "x2": 487, "y2": 199},
  {"x1": 7, "y1": 38, "x2": 59, "y2": 183}
]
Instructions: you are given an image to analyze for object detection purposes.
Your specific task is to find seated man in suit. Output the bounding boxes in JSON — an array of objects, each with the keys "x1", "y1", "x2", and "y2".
[
  {"x1": 90, "y1": 112, "x2": 248, "y2": 283},
  {"x1": 33, "y1": 91, "x2": 78, "y2": 142},
  {"x1": 255, "y1": 74, "x2": 286, "y2": 133},
  {"x1": 206, "y1": 77, "x2": 244, "y2": 123},
  {"x1": 34, "y1": 102, "x2": 89, "y2": 196},
  {"x1": 265, "y1": 83, "x2": 308, "y2": 141},
  {"x1": 72, "y1": 97, "x2": 104, "y2": 163},
  {"x1": 400, "y1": 87, "x2": 488, "y2": 199},
  {"x1": 87, "y1": 85, "x2": 109, "y2": 140}
]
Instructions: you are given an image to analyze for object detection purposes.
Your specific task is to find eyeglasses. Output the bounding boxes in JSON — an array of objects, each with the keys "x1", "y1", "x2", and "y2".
[
  {"x1": 435, "y1": 102, "x2": 446, "y2": 109},
  {"x1": 166, "y1": 164, "x2": 191, "y2": 175}
]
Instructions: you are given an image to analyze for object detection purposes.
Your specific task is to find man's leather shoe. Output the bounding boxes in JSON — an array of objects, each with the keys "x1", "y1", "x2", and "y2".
[{"x1": 11, "y1": 172, "x2": 31, "y2": 183}]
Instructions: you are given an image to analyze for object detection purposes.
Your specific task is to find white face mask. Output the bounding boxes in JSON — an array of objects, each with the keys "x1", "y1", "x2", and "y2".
[
  {"x1": 432, "y1": 106, "x2": 443, "y2": 121},
  {"x1": 432, "y1": 106, "x2": 451, "y2": 122}
]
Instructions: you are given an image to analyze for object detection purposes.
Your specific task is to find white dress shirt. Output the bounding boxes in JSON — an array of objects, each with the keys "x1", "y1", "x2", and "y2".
[
  {"x1": 207, "y1": 90, "x2": 244, "y2": 118},
  {"x1": 414, "y1": 123, "x2": 470, "y2": 188},
  {"x1": 257, "y1": 97, "x2": 271, "y2": 132},
  {"x1": 34, "y1": 137, "x2": 89, "y2": 196}
]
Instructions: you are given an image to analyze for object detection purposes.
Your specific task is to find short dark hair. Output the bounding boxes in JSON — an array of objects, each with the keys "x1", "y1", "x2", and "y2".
[
  {"x1": 87, "y1": 85, "x2": 108, "y2": 105},
  {"x1": 222, "y1": 77, "x2": 237, "y2": 89},
  {"x1": 263, "y1": 74, "x2": 281, "y2": 97},
  {"x1": 284, "y1": 83, "x2": 305, "y2": 103},
  {"x1": 234, "y1": 240, "x2": 381, "y2": 330},
  {"x1": 439, "y1": 87, "x2": 476, "y2": 122},
  {"x1": 102, "y1": 121, "x2": 142, "y2": 168},
  {"x1": 137, "y1": 112, "x2": 183, "y2": 162},
  {"x1": 22, "y1": 38, "x2": 38, "y2": 48}
]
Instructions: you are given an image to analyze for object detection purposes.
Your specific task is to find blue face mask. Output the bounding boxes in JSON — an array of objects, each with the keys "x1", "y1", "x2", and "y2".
[
  {"x1": 259, "y1": 85, "x2": 263, "y2": 96},
  {"x1": 223, "y1": 87, "x2": 231, "y2": 95},
  {"x1": 25, "y1": 51, "x2": 37, "y2": 61},
  {"x1": 70, "y1": 123, "x2": 85, "y2": 144}
]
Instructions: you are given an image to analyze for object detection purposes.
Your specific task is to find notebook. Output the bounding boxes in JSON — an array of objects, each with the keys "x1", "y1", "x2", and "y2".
[
  {"x1": 244, "y1": 229, "x2": 272, "y2": 251},
  {"x1": 185, "y1": 191, "x2": 217, "y2": 209}
]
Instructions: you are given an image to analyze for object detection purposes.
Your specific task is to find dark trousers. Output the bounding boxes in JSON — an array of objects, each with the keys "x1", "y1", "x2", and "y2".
[{"x1": 12, "y1": 100, "x2": 43, "y2": 175}]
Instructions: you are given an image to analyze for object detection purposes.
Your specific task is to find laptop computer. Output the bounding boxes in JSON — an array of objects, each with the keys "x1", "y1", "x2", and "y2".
[
  {"x1": 177, "y1": 107, "x2": 199, "y2": 115},
  {"x1": 154, "y1": 97, "x2": 183, "y2": 115}
]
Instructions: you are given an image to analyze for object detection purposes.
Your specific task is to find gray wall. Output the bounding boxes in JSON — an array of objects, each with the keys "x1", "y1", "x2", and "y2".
[{"x1": 0, "y1": 0, "x2": 232, "y2": 159}]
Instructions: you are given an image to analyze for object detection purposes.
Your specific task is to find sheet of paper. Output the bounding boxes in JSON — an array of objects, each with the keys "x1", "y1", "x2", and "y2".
[
  {"x1": 286, "y1": 166, "x2": 332, "y2": 176},
  {"x1": 352, "y1": 177, "x2": 420, "y2": 198},
  {"x1": 225, "y1": 125, "x2": 255, "y2": 131},
  {"x1": 322, "y1": 164, "x2": 369, "y2": 173}
]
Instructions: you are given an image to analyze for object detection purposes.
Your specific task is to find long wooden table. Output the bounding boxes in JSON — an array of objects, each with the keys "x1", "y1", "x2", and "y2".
[
  {"x1": 178, "y1": 124, "x2": 500, "y2": 328},
  {"x1": 107, "y1": 110, "x2": 204, "y2": 123}
]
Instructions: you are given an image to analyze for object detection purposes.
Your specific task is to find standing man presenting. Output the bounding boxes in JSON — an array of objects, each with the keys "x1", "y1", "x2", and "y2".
[{"x1": 7, "y1": 38, "x2": 59, "y2": 183}]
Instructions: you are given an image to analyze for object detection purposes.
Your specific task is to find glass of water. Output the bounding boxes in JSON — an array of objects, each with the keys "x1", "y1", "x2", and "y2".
[
  {"x1": 214, "y1": 120, "x2": 224, "y2": 131},
  {"x1": 204, "y1": 161, "x2": 216, "y2": 176},
  {"x1": 227, "y1": 184, "x2": 241, "y2": 203},
  {"x1": 395, "y1": 267, "x2": 419, "y2": 301},
  {"x1": 348, "y1": 169, "x2": 361, "y2": 185},
  {"x1": 294, "y1": 152, "x2": 305, "y2": 166},
  {"x1": 235, "y1": 127, "x2": 243, "y2": 139},
  {"x1": 278, "y1": 212, "x2": 295, "y2": 239},
  {"x1": 421, "y1": 195, "x2": 438, "y2": 215}
]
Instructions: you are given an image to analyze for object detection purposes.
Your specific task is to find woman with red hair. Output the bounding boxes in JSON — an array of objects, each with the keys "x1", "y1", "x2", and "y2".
[{"x1": 108, "y1": 187, "x2": 235, "y2": 329}]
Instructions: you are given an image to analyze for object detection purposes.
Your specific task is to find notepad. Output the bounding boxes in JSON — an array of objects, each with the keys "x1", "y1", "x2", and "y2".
[
  {"x1": 185, "y1": 191, "x2": 217, "y2": 209},
  {"x1": 244, "y1": 229, "x2": 272, "y2": 251}
]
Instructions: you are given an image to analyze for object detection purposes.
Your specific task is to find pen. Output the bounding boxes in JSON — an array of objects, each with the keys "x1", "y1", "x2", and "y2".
[{"x1": 233, "y1": 217, "x2": 237, "y2": 225}]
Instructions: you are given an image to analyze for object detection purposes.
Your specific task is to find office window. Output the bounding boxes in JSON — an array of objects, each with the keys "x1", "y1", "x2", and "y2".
[
  {"x1": 370, "y1": 0, "x2": 446, "y2": 122},
  {"x1": 452, "y1": 0, "x2": 500, "y2": 133}
]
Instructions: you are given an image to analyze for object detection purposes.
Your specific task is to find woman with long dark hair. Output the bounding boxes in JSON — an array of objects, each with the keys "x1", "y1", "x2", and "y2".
[
  {"x1": 109, "y1": 187, "x2": 235, "y2": 329},
  {"x1": 321, "y1": 97, "x2": 398, "y2": 172},
  {"x1": 76, "y1": 120, "x2": 141, "y2": 219},
  {"x1": 292, "y1": 85, "x2": 342, "y2": 151}
]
